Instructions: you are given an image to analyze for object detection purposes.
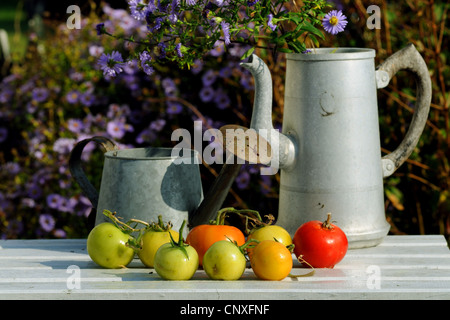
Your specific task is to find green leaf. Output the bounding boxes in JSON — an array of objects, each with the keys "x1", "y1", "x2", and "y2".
[
  {"x1": 277, "y1": 47, "x2": 294, "y2": 53},
  {"x1": 298, "y1": 21, "x2": 325, "y2": 39},
  {"x1": 241, "y1": 46, "x2": 255, "y2": 60}
]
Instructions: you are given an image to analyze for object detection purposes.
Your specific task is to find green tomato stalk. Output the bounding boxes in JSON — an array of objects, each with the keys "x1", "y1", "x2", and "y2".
[
  {"x1": 212, "y1": 207, "x2": 276, "y2": 235},
  {"x1": 168, "y1": 220, "x2": 191, "y2": 260}
]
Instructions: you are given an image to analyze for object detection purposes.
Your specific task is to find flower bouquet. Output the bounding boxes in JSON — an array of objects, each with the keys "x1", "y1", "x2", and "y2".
[{"x1": 96, "y1": 0, "x2": 348, "y2": 76}]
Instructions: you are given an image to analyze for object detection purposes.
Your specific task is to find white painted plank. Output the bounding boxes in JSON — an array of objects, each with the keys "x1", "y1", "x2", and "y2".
[{"x1": 0, "y1": 236, "x2": 448, "y2": 300}]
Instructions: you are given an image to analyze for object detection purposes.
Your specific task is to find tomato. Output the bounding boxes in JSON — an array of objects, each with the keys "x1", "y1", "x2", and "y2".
[
  {"x1": 247, "y1": 225, "x2": 292, "y2": 259},
  {"x1": 154, "y1": 220, "x2": 199, "y2": 280},
  {"x1": 203, "y1": 240, "x2": 247, "y2": 280},
  {"x1": 87, "y1": 222, "x2": 135, "y2": 269},
  {"x1": 248, "y1": 225, "x2": 292, "y2": 246},
  {"x1": 293, "y1": 213, "x2": 348, "y2": 268},
  {"x1": 186, "y1": 224, "x2": 245, "y2": 266},
  {"x1": 249, "y1": 240, "x2": 293, "y2": 281},
  {"x1": 137, "y1": 216, "x2": 179, "y2": 268}
]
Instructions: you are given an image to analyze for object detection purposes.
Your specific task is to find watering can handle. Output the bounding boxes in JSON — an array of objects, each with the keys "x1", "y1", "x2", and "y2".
[
  {"x1": 69, "y1": 136, "x2": 118, "y2": 208},
  {"x1": 375, "y1": 43, "x2": 432, "y2": 178}
]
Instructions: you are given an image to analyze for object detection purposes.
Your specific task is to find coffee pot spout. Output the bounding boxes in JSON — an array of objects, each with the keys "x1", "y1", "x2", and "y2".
[{"x1": 240, "y1": 54, "x2": 296, "y2": 170}]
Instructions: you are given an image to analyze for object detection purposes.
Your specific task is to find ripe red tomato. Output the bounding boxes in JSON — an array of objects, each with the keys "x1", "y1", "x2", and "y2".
[
  {"x1": 186, "y1": 224, "x2": 246, "y2": 266},
  {"x1": 293, "y1": 213, "x2": 348, "y2": 268}
]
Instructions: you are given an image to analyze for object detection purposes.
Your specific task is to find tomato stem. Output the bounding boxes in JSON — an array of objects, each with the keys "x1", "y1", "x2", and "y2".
[
  {"x1": 322, "y1": 212, "x2": 334, "y2": 230},
  {"x1": 168, "y1": 220, "x2": 191, "y2": 260},
  {"x1": 289, "y1": 256, "x2": 315, "y2": 278},
  {"x1": 238, "y1": 238, "x2": 260, "y2": 256}
]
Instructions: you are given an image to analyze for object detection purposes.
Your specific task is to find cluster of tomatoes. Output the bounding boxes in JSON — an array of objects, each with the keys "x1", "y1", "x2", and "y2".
[{"x1": 86, "y1": 209, "x2": 348, "y2": 281}]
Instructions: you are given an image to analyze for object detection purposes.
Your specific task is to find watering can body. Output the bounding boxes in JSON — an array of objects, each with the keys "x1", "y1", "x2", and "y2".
[
  {"x1": 241, "y1": 45, "x2": 431, "y2": 248},
  {"x1": 69, "y1": 137, "x2": 203, "y2": 233},
  {"x1": 69, "y1": 135, "x2": 247, "y2": 233}
]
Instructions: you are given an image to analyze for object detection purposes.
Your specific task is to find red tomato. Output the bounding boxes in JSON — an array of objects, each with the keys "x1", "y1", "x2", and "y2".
[
  {"x1": 186, "y1": 224, "x2": 246, "y2": 266},
  {"x1": 292, "y1": 213, "x2": 348, "y2": 268}
]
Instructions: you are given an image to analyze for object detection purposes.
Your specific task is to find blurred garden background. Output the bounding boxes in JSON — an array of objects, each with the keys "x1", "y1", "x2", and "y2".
[{"x1": 0, "y1": 0, "x2": 448, "y2": 243}]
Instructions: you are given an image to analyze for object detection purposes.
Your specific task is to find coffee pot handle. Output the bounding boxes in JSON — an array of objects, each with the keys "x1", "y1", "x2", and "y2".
[
  {"x1": 69, "y1": 136, "x2": 118, "y2": 208},
  {"x1": 375, "y1": 43, "x2": 432, "y2": 178}
]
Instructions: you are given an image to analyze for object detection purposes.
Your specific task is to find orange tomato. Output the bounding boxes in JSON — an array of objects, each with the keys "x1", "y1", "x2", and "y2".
[
  {"x1": 186, "y1": 224, "x2": 246, "y2": 266},
  {"x1": 250, "y1": 240, "x2": 293, "y2": 280}
]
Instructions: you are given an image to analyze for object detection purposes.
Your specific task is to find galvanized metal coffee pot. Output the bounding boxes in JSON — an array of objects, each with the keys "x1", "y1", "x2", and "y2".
[{"x1": 241, "y1": 44, "x2": 431, "y2": 248}]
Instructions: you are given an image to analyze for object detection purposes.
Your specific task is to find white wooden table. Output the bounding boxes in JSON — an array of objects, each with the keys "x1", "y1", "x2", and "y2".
[{"x1": 0, "y1": 235, "x2": 449, "y2": 300}]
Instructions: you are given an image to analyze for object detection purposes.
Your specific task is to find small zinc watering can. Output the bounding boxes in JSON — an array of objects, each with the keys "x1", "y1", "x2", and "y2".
[
  {"x1": 241, "y1": 44, "x2": 432, "y2": 248},
  {"x1": 69, "y1": 129, "x2": 270, "y2": 232}
]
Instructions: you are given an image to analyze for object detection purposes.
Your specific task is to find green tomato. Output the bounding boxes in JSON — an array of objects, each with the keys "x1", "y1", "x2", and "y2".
[
  {"x1": 203, "y1": 240, "x2": 246, "y2": 280},
  {"x1": 154, "y1": 242, "x2": 199, "y2": 280},
  {"x1": 138, "y1": 229, "x2": 179, "y2": 268},
  {"x1": 87, "y1": 222, "x2": 135, "y2": 269}
]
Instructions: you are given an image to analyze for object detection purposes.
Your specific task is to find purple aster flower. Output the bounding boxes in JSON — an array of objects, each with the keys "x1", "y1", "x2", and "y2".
[
  {"x1": 162, "y1": 78, "x2": 177, "y2": 96},
  {"x1": 39, "y1": 213, "x2": 55, "y2": 232},
  {"x1": 68, "y1": 119, "x2": 84, "y2": 133},
  {"x1": 209, "y1": 40, "x2": 225, "y2": 57},
  {"x1": 150, "y1": 17, "x2": 164, "y2": 32},
  {"x1": 0, "y1": 127, "x2": 7, "y2": 143},
  {"x1": 166, "y1": 101, "x2": 183, "y2": 115},
  {"x1": 211, "y1": 0, "x2": 224, "y2": 7},
  {"x1": 322, "y1": 10, "x2": 348, "y2": 35},
  {"x1": 89, "y1": 45, "x2": 104, "y2": 57},
  {"x1": 149, "y1": 119, "x2": 166, "y2": 131},
  {"x1": 136, "y1": 128, "x2": 157, "y2": 144},
  {"x1": 47, "y1": 193, "x2": 64, "y2": 209},
  {"x1": 267, "y1": 14, "x2": 277, "y2": 31},
  {"x1": 168, "y1": 13, "x2": 178, "y2": 24},
  {"x1": 202, "y1": 69, "x2": 217, "y2": 87},
  {"x1": 2, "y1": 162, "x2": 20, "y2": 175},
  {"x1": 186, "y1": 0, "x2": 196, "y2": 5},
  {"x1": 157, "y1": 42, "x2": 167, "y2": 59},
  {"x1": 0, "y1": 87, "x2": 13, "y2": 103},
  {"x1": 26, "y1": 183, "x2": 42, "y2": 200},
  {"x1": 214, "y1": 89, "x2": 230, "y2": 109},
  {"x1": 235, "y1": 170, "x2": 250, "y2": 189},
  {"x1": 66, "y1": 90, "x2": 80, "y2": 104},
  {"x1": 139, "y1": 50, "x2": 151, "y2": 63},
  {"x1": 175, "y1": 43, "x2": 183, "y2": 58},
  {"x1": 128, "y1": 0, "x2": 147, "y2": 20},
  {"x1": 191, "y1": 59, "x2": 203, "y2": 74},
  {"x1": 221, "y1": 21, "x2": 231, "y2": 45},
  {"x1": 302, "y1": 49, "x2": 313, "y2": 54},
  {"x1": 139, "y1": 51, "x2": 154, "y2": 76},
  {"x1": 142, "y1": 64, "x2": 154, "y2": 76},
  {"x1": 32, "y1": 87, "x2": 49, "y2": 103},
  {"x1": 79, "y1": 92, "x2": 96, "y2": 107},
  {"x1": 54, "y1": 229, "x2": 67, "y2": 238},
  {"x1": 199, "y1": 86, "x2": 215, "y2": 102},
  {"x1": 107, "y1": 119, "x2": 133, "y2": 139},
  {"x1": 53, "y1": 138, "x2": 75, "y2": 154},
  {"x1": 97, "y1": 51, "x2": 125, "y2": 77},
  {"x1": 247, "y1": 0, "x2": 259, "y2": 5},
  {"x1": 95, "y1": 23, "x2": 105, "y2": 35}
]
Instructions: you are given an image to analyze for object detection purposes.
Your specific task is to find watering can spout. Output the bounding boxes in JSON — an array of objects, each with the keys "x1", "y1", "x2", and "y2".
[{"x1": 240, "y1": 54, "x2": 296, "y2": 170}]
